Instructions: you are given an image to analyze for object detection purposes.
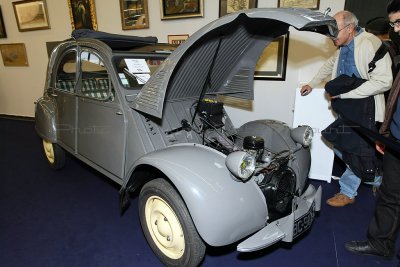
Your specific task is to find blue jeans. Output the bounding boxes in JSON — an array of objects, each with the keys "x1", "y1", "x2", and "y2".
[{"x1": 334, "y1": 149, "x2": 381, "y2": 198}]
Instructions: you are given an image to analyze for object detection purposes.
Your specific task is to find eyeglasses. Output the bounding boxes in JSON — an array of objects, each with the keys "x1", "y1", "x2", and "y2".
[
  {"x1": 338, "y1": 24, "x2": 351, "y2": 32},
  {"x1": 389, "y1": 19, "x2": 400, "y2": 27}
]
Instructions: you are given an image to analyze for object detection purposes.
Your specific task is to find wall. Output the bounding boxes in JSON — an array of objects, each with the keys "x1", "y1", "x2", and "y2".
[{"x1": 0, "y1": 0, "x2": 344, "y2": 126}]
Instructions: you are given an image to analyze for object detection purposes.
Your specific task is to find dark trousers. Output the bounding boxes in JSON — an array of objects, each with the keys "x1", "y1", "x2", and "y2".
[{"x1": 368, "y1": 147, "x2": 400, "y2": 255}]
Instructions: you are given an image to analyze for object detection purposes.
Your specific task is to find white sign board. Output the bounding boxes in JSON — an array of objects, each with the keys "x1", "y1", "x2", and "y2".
[{"x1": 293, "y1": 88, "x2": 336, "y2": 182}]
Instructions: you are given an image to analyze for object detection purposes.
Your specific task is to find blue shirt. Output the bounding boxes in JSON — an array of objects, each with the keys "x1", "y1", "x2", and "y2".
[{"x1": 337, "y1": 28, "x2": 362, "y2": 78}]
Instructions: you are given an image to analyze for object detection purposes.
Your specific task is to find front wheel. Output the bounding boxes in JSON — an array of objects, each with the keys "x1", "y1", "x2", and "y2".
[
  {"x1": 42, "y1": 139, "x2": 65, "y2": 170},
  {"x1": 139, "y1": 178, "x2": 206, "y2": 267}
]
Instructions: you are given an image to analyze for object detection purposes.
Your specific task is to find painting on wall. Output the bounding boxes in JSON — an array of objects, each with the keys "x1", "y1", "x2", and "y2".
[
  {"x1": 12, "y1": 0, "x2": 50, "y2": 32},
  {"x1": 278, "y1": 0, "x2": 320, "y2": 10},
  {"x1": 0, "y1": 43, "x2": 29, "y2": 67},
  {"x1": 0, "y1": 7, "x2": 6, "y2": 38},
  {"x1": 219, "y1": 0, "x2": 257, "y2": 17},
  {"x1": 46, "y1": 41, "x2": 62, "y2": 58},
  {"x1": 254, "y1": 33, "x2": 289, "y2": 80},
  {"x1": 168, "y1": 34, "x2": 189, "y2": 45},
  {"x1": 120, "y1": 0, "x2": 149, "y2": 30},
  {"x1": 345, "y1": 0, "x2": 387, "y2": 27},
  {"x1": 67, "y1": 0, "x2": 97, "y2": 30},
  {"x1": 160, "y1": 0, "x2": 203, "y2": 20}
]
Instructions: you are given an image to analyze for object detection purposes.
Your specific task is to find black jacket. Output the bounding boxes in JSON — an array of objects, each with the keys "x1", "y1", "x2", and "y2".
[{"x1": 322, "y1": 74, "x2": 380, "y2": 182}]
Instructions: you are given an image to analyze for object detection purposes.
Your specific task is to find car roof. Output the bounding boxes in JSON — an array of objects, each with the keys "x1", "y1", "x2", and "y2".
[{"x1": 71, "y1": 29, "x2": 159, "y2": 51}]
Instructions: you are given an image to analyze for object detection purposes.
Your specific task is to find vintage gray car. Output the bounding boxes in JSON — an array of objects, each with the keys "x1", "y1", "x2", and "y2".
[{"x1": 35, "y1": 8, "x2": 337, "y2": 267}]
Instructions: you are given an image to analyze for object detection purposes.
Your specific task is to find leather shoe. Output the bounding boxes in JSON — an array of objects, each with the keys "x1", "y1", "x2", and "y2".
[
  {"x1": 345, "y1": 240, "x2": 394, "y2": 259},
  {"x1": 326, "y1": 193, "x2": 354, "y2": 207}
]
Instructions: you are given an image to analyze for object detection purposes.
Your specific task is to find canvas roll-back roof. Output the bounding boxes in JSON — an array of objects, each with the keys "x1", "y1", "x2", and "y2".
[
  {"x1": 72, "y1": 29, "x2": 158, "y2": 50},
  {"x1": 131, "y1": 8, "x2": 337, "y2": 119}
]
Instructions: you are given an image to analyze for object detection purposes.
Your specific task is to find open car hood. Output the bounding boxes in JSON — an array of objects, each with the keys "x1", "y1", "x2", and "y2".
[{"x1": 131, "y1": 8, "x2": 337, "y2": 119}]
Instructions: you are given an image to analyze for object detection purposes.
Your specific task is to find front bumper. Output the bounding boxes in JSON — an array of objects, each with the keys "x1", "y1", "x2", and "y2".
[{"x1": 237, "y1": 184, "x2": 322, "y2": 252}]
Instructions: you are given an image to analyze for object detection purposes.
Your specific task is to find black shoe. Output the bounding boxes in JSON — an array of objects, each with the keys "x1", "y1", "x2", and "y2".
[{"x1": 345, "y1": 240, "x2": 394, "y2": 259}]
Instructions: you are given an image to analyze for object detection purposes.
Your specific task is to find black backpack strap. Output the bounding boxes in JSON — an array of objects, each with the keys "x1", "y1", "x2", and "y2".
[{"x1": 368, "y1": 42, "x2": 389, "y2": 73}]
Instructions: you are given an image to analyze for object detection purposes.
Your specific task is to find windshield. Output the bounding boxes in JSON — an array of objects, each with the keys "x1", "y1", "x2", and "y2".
[{"x1": 115, "y1": 55, "x2": 168, "y2": 89}]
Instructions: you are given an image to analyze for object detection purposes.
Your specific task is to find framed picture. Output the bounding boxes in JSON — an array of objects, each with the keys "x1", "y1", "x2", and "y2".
[
  {"x1": 160, "y1": 0, "x2": 203, "y2": 20},
  {"x1": 67, "y1": 0, "x2": 97, "y2": 30},
  {"x1": 0, "y1": 43, "x2": 29, "y2": 67},
  {"x1": 345, "y1": 0, "x2": 386, "y2": 27},
  {"x1": 278, "y1": 0, "x2": 320, "y2": 10},
  {"x1": 254, "y1": 33, "x2": 289, "y2": 80},
  {"x1": 46, "y1": 41, "x2": 62, "y2": 58},
  {"x1": 0, "y1": 7, "x2": 6, "y2": 38},
  {"x1": 12, "y1": 0, "x2": 50, "y2": 32},
  {"x1": 119, "y1": 0, "x2": 149, "y2": 30},
  {"x1": 168, "y1": 34, "x2": 189, "y2": 45},
  {"x1": 219, "y1": 0, "x2": 257, "y2": 17}
]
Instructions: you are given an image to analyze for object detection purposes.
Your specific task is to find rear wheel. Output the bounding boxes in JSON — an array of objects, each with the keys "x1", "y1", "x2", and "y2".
[
  {"x1": 139, "y1": 178, "x2": 206, "y2": 267},
  {"x1": 42, "y1": 139, "x2": 65, "y2": 170}
]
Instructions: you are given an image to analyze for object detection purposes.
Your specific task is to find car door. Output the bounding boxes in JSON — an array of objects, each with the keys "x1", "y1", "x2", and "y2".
[
  {"x1": 52, "y1": 49, "x2": 78, "y2": 152},
  {"x1": 76, "y1": 48, "x2": 126, "y2": 179}
]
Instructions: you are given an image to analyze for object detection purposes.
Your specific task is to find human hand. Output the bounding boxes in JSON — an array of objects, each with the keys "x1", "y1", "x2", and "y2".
[
  {"x1": 329, "y1": 94, "x2": 340, "y2": 99},
  {"x1": 300, "y1": 85, "x2": 312, "y2": 96},
  {"x1": 376, "y1": 141, "x2": 385, "y2": 155}
]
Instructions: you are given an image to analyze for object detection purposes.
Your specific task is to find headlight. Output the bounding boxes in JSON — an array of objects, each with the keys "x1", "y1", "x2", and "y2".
[
  {"x1": 225, "y1": 151, "x2": 256, "y2": 181},
  {"x1": 290, "y1": 126, "x2": 314, "y2": 146}
]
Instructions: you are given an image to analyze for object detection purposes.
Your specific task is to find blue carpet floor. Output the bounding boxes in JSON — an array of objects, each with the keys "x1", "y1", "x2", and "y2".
[{"x1": 1, "y1": 118, "x2": 399, "y2": 267}]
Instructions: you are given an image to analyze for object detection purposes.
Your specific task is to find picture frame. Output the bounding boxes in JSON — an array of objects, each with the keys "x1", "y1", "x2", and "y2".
[
  {"x1": 12, "y1": 0, "x2": 50, "y2": 32},
  {"x1": 219, "y1": 0, "x2": 257, "y2": 17},
  {"x1": 160, "y1": 0, "x2": 203, "y2": 20},
  {"x1": 67, "y1": 0, "x2": 97, "y2": 30},
  {"x1": 46, "y1": 41, "x2": 62, "y2": 58},
  {"x1": 168, "y1": 34, "x2": 189, "y2": 45},
  {"x1": 254, "y1": 33, "x2": 289, "y2": 81},
  {"x1": 0, "y1": 43, "x2": 29, "y2": 67},
  {"x1": 278, "y1": 0, "x2": 320, "y2": 10},
  {"x1": 119, "y1": 0, "x2": 149, "y2": 30},
  {"x1": 0, "y1": 7, "x2": 6, "y2": 38},
  {"x1": 344, "y1": 0, "x2": 386, "y2": 27}
]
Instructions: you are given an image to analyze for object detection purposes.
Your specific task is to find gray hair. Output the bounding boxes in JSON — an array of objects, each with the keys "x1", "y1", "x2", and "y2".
[{"x1": 335, "y1": 10, "x2": 359, "y2": 29}]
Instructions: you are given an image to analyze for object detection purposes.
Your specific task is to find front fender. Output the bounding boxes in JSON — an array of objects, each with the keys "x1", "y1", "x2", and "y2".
[
  {"x1": 126, "y1": 144, "x2": 268, "y2": 247},
  {"x1": 35, "y1": 96, "x2": 57, "y2": 143}
]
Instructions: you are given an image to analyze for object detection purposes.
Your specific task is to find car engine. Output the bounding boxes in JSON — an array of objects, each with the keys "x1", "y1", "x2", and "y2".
[{"x1": 190, "y1": 99, "x2": 309, "y2": 219}]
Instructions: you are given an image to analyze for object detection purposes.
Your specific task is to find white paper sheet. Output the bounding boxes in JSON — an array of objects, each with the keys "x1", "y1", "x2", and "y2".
[{"x1": 125, "y1": 59, "x2": 150, "y2": 73}]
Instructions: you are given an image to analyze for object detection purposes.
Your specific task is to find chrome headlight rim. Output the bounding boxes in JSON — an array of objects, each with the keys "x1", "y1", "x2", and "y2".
[
  {"x1": 303, "y1": 126, "x2": 314, "y2": 146},
  {"x1": 225, "y1": 151, "x2": 256, "y2": 181},
  {"x1": 291, "y1": 125, "x2": 314, "y2": 147}
]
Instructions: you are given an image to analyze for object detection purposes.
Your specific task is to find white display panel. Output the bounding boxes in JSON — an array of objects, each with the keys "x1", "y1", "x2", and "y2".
[{"x1": 293, "y1": 88, "x2": 336, "y2": 182}]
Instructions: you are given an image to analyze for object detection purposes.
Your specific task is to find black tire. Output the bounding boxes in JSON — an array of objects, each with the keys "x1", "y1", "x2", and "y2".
[
  {"x1": 139, "y1": 178, "x2": 206, "y2": 267},
  {"x1": 42, "y1": 139, "x2": 65, "y2": 170}
]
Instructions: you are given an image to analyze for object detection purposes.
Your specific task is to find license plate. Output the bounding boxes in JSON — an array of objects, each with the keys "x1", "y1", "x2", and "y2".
[{"x1": 293, "y1": 201, "x2": 316, "y2": 238}]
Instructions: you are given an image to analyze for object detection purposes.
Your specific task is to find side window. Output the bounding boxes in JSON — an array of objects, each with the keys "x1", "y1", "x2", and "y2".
[
  {"x1": 54, "y1": 51, "x2": 77, "y2": 93},
  {"x1": 80, "y1": 50, "x2": 114, "y2": 101},
  {"x1": 116, "y1": 57, "x2": 165, "y2": 89}
]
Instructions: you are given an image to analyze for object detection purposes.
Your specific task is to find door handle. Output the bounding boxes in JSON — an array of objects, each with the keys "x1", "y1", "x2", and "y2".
[{"x1": 116, "y1": 111, "x2": 123, "y2": 115}]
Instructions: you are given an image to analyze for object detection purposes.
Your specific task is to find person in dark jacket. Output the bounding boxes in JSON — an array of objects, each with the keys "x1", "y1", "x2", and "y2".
[{"x1": 345, "y1": 0, "x2": 400, "y2": 259}]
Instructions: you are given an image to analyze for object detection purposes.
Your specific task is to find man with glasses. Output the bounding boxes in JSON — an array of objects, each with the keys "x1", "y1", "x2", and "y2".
[
  {"x1": 300, "y1": 10, "x2": 392, "y2": 207},
  {"x1": 390, "y1": 19, "x2": 400, "y2": 28},
  {"x1": 345, "y1": 0, "x2": 400, "y2": 259}
]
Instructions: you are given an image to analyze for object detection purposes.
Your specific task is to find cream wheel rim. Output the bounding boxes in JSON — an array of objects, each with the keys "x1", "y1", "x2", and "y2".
[
  {"x1": 42, "y1": 140, "x2": 55, "y2": 164},
  {"x1": 145, "y1": 196, "x2": 185, "y2": 259}
]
